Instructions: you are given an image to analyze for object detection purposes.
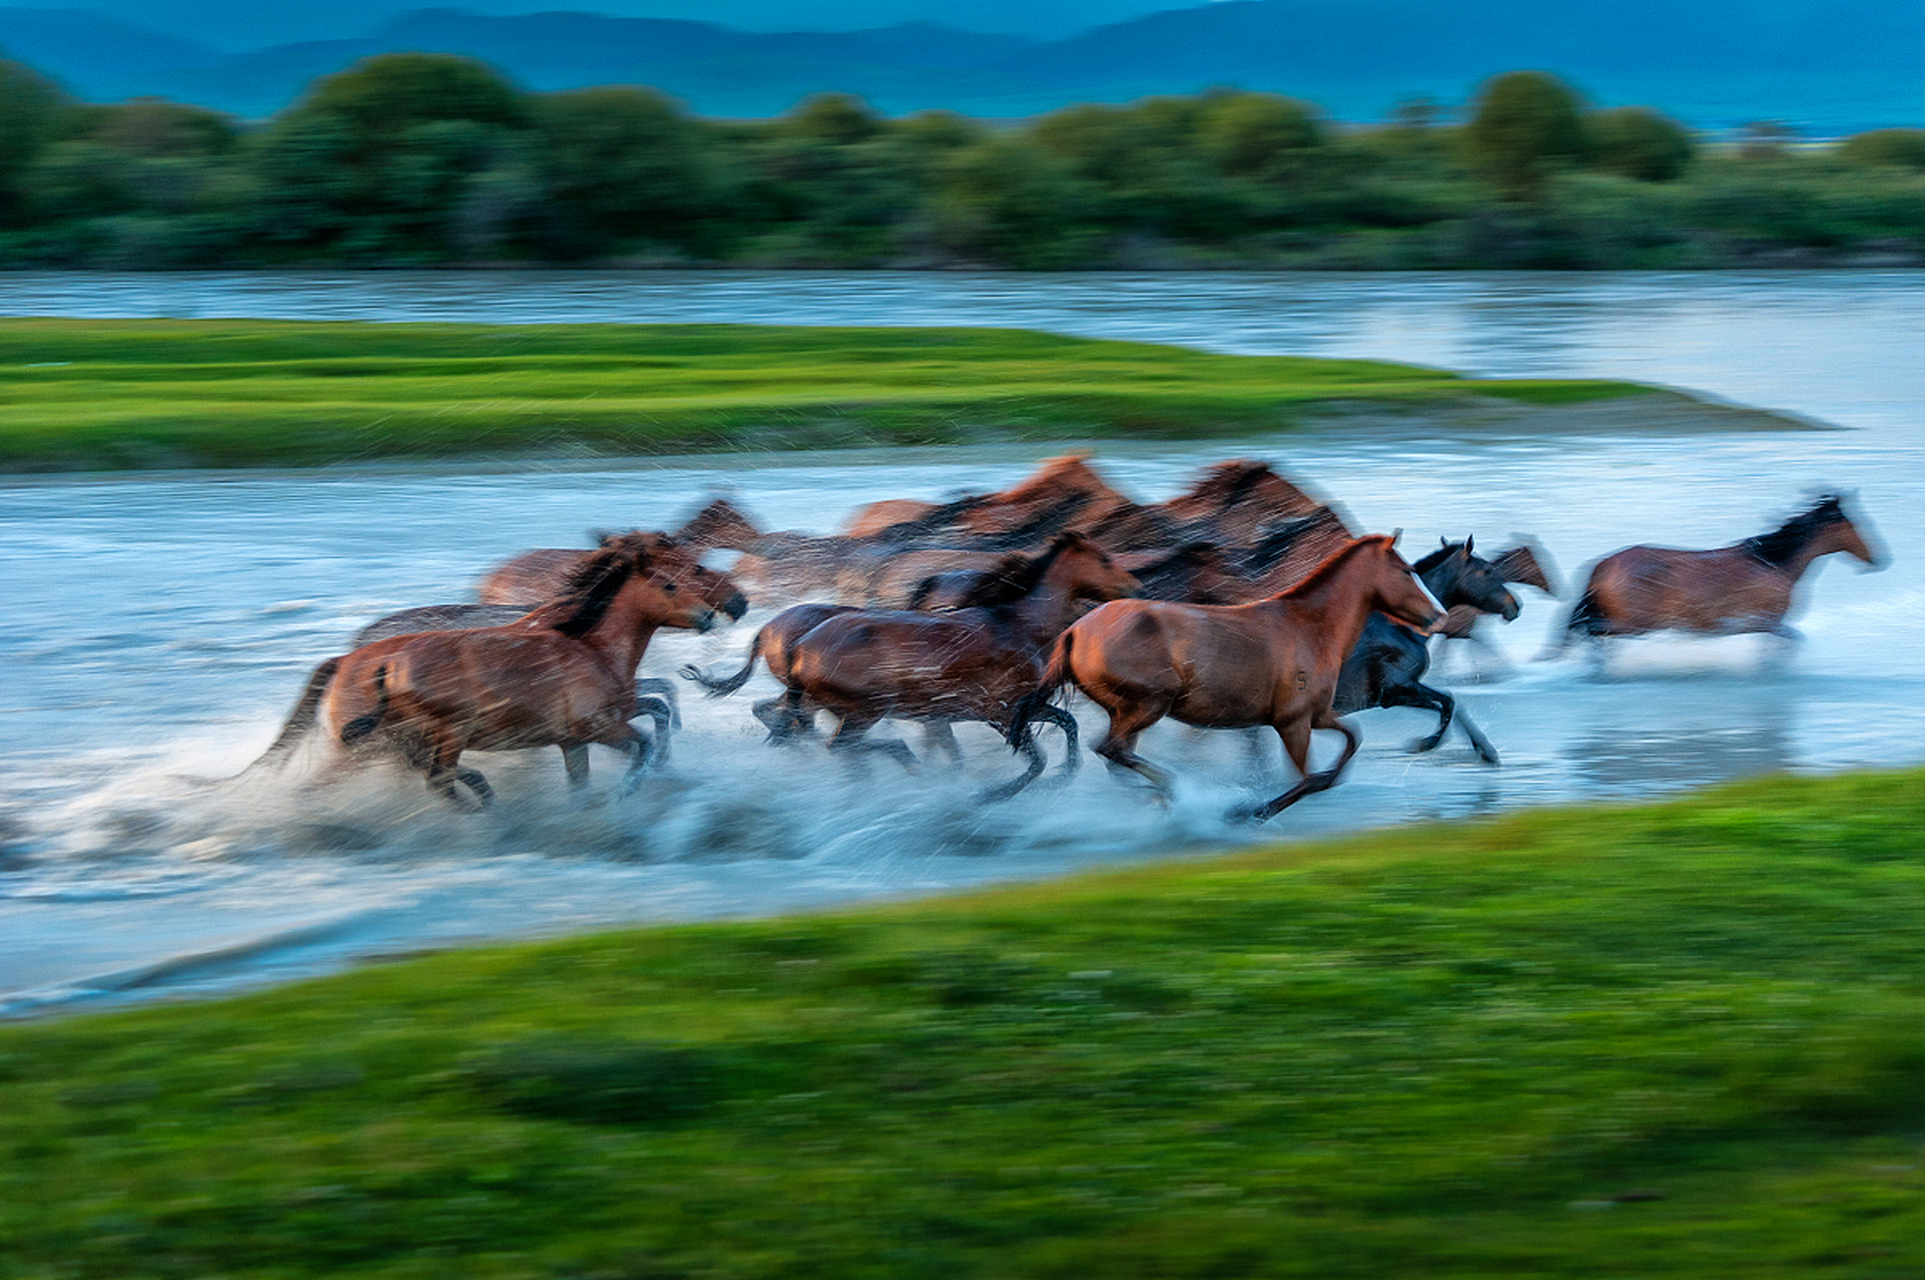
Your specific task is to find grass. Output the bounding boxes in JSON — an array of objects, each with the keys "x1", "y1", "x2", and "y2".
[
  {"x1": 3, "y1": 766, "x2": 1924, "y2": 1277},
  {"x1": 0, "y1": 319, "x2": 1661, "y2": 471}
]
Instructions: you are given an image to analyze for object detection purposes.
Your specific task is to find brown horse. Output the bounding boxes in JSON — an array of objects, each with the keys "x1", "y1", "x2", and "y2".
[
  {"x1": 1217, "y1": 505, "x2": 1359, "y2": 602},
  {"x1": 251, "y1": 534, "x2": 740, "y2": 809},
  {"x1": 692, "y1": 534, "x2": 1140, "y2": 796},
  {"x1": 910, "y1": 542, "x2": 1238, "y2": 612},
  {"x1": 1011, "y1": 535, "x2": 1445, "y2": 821},
  {"x1": 477, "y1": 498, "x2": 762, "y2": 606},
  {"x1": 1552, "y1": 493, "x2": 1884, "y2": 654}
]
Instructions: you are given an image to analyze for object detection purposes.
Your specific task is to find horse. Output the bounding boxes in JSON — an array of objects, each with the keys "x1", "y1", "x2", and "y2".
[
  {"x1": 905, "y1": 542, "x2": 1234, "y2": 612},
  {"x1": 1332, "y1": 537, "x2": 1520, "y2": 765},
  {"x1": 689, "y1": 533, "x2": 1140, "y2": 798},
  {"x1": 476, "y1": 497, "x2": 763, "y2": 606},
  {"x1": 1218, "y1": 506, "x2": 1359, "y2": 601},
  {"x1": 1551, "y1": 493, "x2": 1884, "y2": 655},
  {"x1": 356, "y1": 530, "x2": 750, "y2": 759},
  {"x1": 1151, "y1": 460, "x2": 1322, "y2": 548},
  {"x1": 1010, "y1": 535, "x2": 1445, "y2": 821},
  {"x1": 248, "y1": 534, "x2": 740, "y2": 809}
]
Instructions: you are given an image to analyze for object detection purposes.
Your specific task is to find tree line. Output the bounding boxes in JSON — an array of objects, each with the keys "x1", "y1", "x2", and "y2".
[{"x1": 2, "y1": 53, "x2": 1923, "y2": 269}]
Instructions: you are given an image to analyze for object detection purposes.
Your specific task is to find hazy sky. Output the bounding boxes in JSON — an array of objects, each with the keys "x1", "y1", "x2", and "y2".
[{"x1": 48, "y1": 0, "x2": 1187, "y2": 48}]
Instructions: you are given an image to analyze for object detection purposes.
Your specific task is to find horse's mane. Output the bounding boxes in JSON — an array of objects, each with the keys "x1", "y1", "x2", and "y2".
[
  {"x1": 1177, "y1": 460, "x2": 1268, "y2": 509},
  {"x1": 1273, "y1": 534, "x2": 1390, "y2": 600},
  {"x1": 873, "y1": 492, "x2": 989, "y2": 544},
  {"x1": 1413, "y1": 541, "x2": 1465, "y2": 574},
  {"x1": 534, "y1": 540, "x2": 647, "y2": 638},
  {"x1": 1133, "y1": 540, "x2": 1222, "y2": 578},
  {"x1": 952, "y1": 534, "x2": 1083, "y2": 610},
  {"x1": 1743, "y1": 494, "x2": 1846, "y2": 566},
  {"x1": 1243, "y1": 508, "x2": 1341, "y2": 572}
]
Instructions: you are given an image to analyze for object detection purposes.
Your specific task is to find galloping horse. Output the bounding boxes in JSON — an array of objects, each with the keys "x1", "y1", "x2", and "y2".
[
  {"x1": 250, "y1": 534, "x2": 741, "y2": 809},
  {"x1": 1552, "y1": 493, "x2": 1883, "y2": 654},
  {"x1": 691, "y1": 534, "x2": 1140, "y2": 797},
  {"x1": 477, "y1": 498, "x2": 762, "y2": 606},
  {"x1": 1011, "y1": 535, "x2": 1444, "y2": 821},
  {"x1": 1333, "y1": 537, "x2": 1519, "y2": 765}
]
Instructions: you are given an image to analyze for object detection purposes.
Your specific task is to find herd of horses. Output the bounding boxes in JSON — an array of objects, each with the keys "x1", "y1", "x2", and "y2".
[{"x1": 250, "y1": 453, "x2": 1884, "y2": 821}]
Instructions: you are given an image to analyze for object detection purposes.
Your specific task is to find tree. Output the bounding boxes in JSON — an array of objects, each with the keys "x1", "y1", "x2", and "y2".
[
  {"x1": 1839, "y1": 128, "x2": 1925, "y2": 170},
  {"x1": 0, "y1": 58, "x2": 74, "y2": 225},
  {"x1": 528, "y1": 86, "x2": 712, "y2": 257},
  {"x1": 1195, "y1": 91, "x2": 1322, "y2": 179},
  {"x1": 1586, "y1": 106, "x2": 1694, "y2": 182},
  {"x1": 1465, "y1": 71, "x2": 1585, "y2": 201}
]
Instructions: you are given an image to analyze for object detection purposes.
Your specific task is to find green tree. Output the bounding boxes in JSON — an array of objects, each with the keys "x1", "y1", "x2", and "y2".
[
  {"x1": 527, "y1": 86, "x2": 713, "y2": 258},
  {"x1": 248, "y1": 54, "x2": 528, "y2": 259},
  {"x1": 1585, "y1": 106, "x2": 1694, "y2": 182},
  {"x1": 1465, "y1": 71, "x2": 1586, "y2": 201},
  {"x1": 1195, "y1": 91, "x2": 1322, "y2": 179},
  {"x1": 0, "y1": 58, "x2": 74, "y2": 226},
  {"x1": 929, "y1": 132, "x2": 1094, "y2": 268},
  {"x1": 1839, "y1": 128, "x2": 1925, "y2": 170}
]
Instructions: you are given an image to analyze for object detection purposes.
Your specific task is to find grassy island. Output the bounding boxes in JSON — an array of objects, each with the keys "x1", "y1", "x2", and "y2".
[
  {"x1": 0, "y1": 318, "x2": 1691, "y2": 472},
  {"x1": 3, "y1": 766, "x2": 1923, "y2": 1277}
]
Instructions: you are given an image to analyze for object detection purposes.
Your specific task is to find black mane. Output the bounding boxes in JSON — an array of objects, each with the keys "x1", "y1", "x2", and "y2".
[
  {"x1": 1413, "y1": 541, "x2": 1465, "y2": 574},
  {"x1": 1742, "y1": 495, "x2": 1846, "y2": 567}
]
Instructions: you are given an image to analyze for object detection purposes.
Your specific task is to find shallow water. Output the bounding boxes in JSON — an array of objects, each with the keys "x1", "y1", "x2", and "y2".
[{"x1": 3, "y1": 270, "x2": 1922, "y2": 1017}]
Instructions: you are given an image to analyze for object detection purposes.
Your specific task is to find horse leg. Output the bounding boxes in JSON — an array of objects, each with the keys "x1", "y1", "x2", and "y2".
[
  {"x1": 826, "y1": 713, "x2": 918, "y2": 773},
  {"x1": 1095, "y1": 703, "x2": 1175, "y2": 797},
  {"x1": 425, "y1": 734, "x2": 490, "y2": 813},
  {"x1": 923, "y1": 721, "x2": 965, "y2": 766},
  {"x1": 981, "y1": 722, "x2": 1046, "y2": 802},
  {"x1": 1454, "y1": 707, "x2": 1501, "y2": 766},
  {"x1": 561, "y1": 741, "x2": 591, "y2": 789},
  {"x1": 755, "y1": 688, "x2": 817, "y2": 744},
  {"x1": 633, "y1": 694, "x2": 674, "y2": 767},
  {"x1": 1381, "y1": 681, "x2": 1455, "y2": 754},
  {"x1": 1031, "y1": 703, "x2": 1081, "y2": 778},
  {"x1": 634, "y1": 677, "x2": 682, "y2": 729},
  {"x1": 1248, "y1": 714, "x2": 1360, "y2": 823}
]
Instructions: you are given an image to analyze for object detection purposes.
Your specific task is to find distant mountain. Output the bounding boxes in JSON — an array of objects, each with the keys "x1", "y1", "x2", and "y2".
[{"x1": 7, "y1": 0, "x2": 1925, "y2": 129}]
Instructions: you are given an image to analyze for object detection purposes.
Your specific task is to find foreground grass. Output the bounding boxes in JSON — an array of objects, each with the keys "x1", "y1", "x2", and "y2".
[
  {"x1": 0, "y1": 319, "x2": 1658, "y2": 471},
  {"x1": 3, "y1": 769, "x2": 1925, "y2": 1278}
]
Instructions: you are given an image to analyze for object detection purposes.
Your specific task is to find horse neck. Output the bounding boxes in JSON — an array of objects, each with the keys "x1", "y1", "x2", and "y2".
[
  {"x1": 1275, "y1": 547, "x2": 1396, "y2": 659},
  {"x1": 579, "y1": 585, "x2": 664, "y2": 677},
  {"x1": 1003, "y1": 563, "x2": 1096, "y2": 643},
  {"x1": 1787, "y1": 524, "x2": 1855, "y2": 578}
]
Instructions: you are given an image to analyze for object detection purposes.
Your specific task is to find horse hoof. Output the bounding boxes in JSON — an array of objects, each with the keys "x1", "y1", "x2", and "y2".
[{"x1": 1408, "y1": 737, "x2": 1443, "y2": 754}]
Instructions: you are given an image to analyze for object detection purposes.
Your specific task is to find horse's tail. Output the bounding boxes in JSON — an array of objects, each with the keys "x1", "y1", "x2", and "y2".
[
  {"x1": 244, "y1": 657, "x2": 341, "y2": 773},
  {"x1": 679, "y1": 627, "x2": 763, "y2": 697},
  {"x1": 1009, "y1": 629, "x2": 1076, "y2": 747},
  {"x1": 339, "y1": 663, "x2": 391, "y2": 745},
  {"x1": 1545, "y1": 586, "x2": 1605, "y2": 657}
]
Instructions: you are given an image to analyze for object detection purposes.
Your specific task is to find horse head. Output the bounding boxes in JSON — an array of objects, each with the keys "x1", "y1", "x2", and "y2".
[
  {"x1": 601, "y1": 531, "x2": 748, "y2": 633},
  {"x1": 675, "y1": 497, "x2": 764, "y2": 553},
  {"x1": 1050, "y1": 531, "x2": 1141, "y2": 603},
  {"x1": 1368, "y1": 534, "x2": 1448, "y2": 634},
  {"x1": 1816, "y1": 492, "x2": 1887, "y2": 571},
  {"x1": 1419, "y1": 536, "x2": 1521, "y2": 622}
]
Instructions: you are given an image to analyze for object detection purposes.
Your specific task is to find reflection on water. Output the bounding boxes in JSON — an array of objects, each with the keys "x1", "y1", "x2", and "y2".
[
  {"x1": 3, "y1": 270, "x2": 1925, "y2": 1015},
  {"x1": 1568, "y1": 681, "x2": 1794, "y2": 792}
]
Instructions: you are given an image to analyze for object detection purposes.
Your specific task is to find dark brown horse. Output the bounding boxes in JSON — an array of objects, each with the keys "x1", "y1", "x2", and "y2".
[
  {"x1": 251, "y1": 534, "x2": 740, "y2": 809},
  {"x1": 1552, "y1": 493, "x2": 1883, "y2": 655},
  {"x1": 1333, "y1": 537, "x2": 1519, "y2": 764},
  {"x1": 692, "y1": 534, "x2": 1140, "y2": 797},
  {"x1": 1436, "y1": 539, "x2": 1557, "y2": 644},
  {"x1": 1011, "y1": 535, "x2": 1444, "y2": 821},
  {"x1": 476, "y1": 498, "x2": 763, "y2": 606},
  {"x1": 909, "y1": 542, "x2": 1237, "y2": 612}
]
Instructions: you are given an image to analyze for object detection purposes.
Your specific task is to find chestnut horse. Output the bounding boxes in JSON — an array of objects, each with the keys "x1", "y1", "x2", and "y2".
[
  {"x1": 1011, "y1": 535, "x2": 1444, "y2": 821},
  {"x1": 476, "y1": 498, "x2": 763, "y2": 606},
  {"x1": 250, "y1": 534, "x2": 740, "y2": 809},
  {"x1": 691, "y1": 534, "x2": 1140, "y2": 797},
  {"x1": 1551, "y1": 493, "x2": 1883, "y2": 654}
]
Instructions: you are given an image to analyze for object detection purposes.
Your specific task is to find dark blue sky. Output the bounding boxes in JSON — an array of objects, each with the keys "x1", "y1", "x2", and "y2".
[{"x1": 37, "y1": 0, "x2": 1183, "y2": 47}]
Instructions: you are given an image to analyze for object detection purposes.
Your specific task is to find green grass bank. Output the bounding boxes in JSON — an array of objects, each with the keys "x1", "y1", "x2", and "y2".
[
  {"x1": 3, "y1": 767, "x2": 1923, "y2": 1278},
  {"x1": 0, "y1": 319, "x2": 1678, "y2": 472}
]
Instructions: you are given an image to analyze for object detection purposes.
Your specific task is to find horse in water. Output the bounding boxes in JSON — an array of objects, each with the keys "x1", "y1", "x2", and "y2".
[
  {"x1": 476, "y1": 498, "x2": 763, "y2": 606},
  {"x1": 250, "y1": 534, "x2": 740, "y2": 809},
  {"x1": 687, "y1": 533, "x2": 1140, "y2": 798},
  {"x1": 1333, "y1": 537, "x2": 1520, "y2": 765},
  {"x1": 1551, "y1": 493, "x2": 1884, "y2": 655},
  {"x1": 1011, "y1": 535, "x2": 1444, "y2": 822}
]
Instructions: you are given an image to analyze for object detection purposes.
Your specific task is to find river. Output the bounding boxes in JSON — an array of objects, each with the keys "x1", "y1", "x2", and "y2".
[{"x1": 2, "y1": 269, "x2": 1921, "y2": 1017}]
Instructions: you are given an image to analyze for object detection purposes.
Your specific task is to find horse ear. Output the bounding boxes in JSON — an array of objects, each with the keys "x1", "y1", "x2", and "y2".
[
  {"x1": 1464, "y1": 534, "x2": 1474, "y2": 555},
  {"x1": 591, "y1": 528, "x2": 619, "y2": 547},
  {"x1": 1390, "y1": 528, "x2": 1403, "y2": 547}
]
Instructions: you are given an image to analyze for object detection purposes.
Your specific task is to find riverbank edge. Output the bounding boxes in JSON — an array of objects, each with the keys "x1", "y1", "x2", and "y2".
[{"x1": 1, "y1": 764, "x2": 1922, "y2": 1275}]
